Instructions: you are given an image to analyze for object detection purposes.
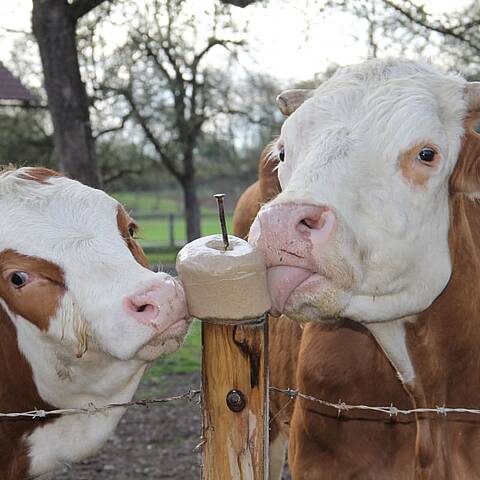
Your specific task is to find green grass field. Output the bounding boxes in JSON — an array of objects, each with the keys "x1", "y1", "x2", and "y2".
[
  {"x1": 145, "y1": 247, "x2": 180, "y2": 266},
  {"x1": 138, "y1": 215, "x2": 233, "y2": 244},
  {"x1": 113, "y1": 192, "x2": 234, "y2": 265},
  {"x1": 114, "y1": 191, "x2": 227, "y2": 216},
  {"x1": 114, "y1": 192, "x2": 182, "y2": 214},
  {"x1": 138, "y1": 216, "x2": 234, "y2": 265}
]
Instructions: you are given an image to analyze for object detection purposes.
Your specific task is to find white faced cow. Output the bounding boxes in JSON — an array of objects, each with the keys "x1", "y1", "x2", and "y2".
[
  {"x1": 0, "y1": 167, "x2": 190, "y2": 479},
  {"x1": 234, "y1": 58, "x2": 480, "y2": 479}
]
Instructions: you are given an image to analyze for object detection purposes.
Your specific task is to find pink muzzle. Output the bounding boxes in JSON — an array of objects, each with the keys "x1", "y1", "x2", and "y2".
[
  {"x1": 123, "y1": 276, "x2": 188, "y2": 334},
  {"x1": 249, "y1": 202, "x2": 336, "y2": 314}
]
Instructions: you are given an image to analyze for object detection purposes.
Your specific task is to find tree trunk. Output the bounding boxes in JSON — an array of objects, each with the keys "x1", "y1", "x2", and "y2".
[
  {"x1": 182, "y1": 176, "x2": 201, "y2": 241},
  {"x1": 32, "y1": 0, "x2": 102, "y2": 188}
]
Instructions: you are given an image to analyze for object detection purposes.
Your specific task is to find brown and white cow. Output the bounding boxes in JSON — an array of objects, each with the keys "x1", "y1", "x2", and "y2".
[
  {"x1": 0, "y1": 167, "x2": 190, "y2": 479},
  {"x1": 233, "y1": 59, "x2": 480, "y2": 479}
]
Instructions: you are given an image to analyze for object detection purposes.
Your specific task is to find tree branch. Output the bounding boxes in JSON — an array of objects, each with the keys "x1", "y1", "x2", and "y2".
[
  {"x1": 136, "y1": 29, "x2": 188, "y2": 135},
  {"x1": 70, "y1": 0, "x2": 112, "y2": 21},
  {"x1": 121, "y1": 88, "x2": 183, "y2": 180},
  {"x1": 221, "y1": 108, "x2": 270, "y2": 126},
  {"x1": 94, "y1": 110, "x2": 133, "y2": 139},
  {"x1": 191, "y1": 38, "x2": 244, "y2": 72},
  {"x1": 0, "y1": 25, "x2": 30, "y2": 35},
  {"x1": 128, "y1": 30, "x2": 174, "y2": 85},
  {"x1": 103, "y1": 166, "x2": 144, "y2": 185},
  {"x1": 382, "y1": 0, "x2": 480, "y2": 55},
  {"x1": 220, "y1": 0, "x2": 258, "y2": 7}
]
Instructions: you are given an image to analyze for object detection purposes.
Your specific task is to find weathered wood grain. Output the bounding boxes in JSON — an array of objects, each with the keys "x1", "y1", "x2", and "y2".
[{"x1": 201, "y1": 319, "x2": 268, "y2": 479}]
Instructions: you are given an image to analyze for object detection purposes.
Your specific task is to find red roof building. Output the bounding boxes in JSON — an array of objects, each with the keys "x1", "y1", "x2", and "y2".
[{"x1": 0, "y1": 62, "x2": 36, "y2": 104}]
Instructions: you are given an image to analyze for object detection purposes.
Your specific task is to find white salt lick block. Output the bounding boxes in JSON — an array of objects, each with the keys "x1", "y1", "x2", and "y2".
[{"x1": 176, "y1": 234, "x2": 271, "y2": 323}]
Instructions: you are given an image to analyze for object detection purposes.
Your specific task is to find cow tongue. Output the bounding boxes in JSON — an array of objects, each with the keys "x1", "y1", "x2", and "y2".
[{"x1": 267, "y1": 266, "x2": 312, "y2": 315}]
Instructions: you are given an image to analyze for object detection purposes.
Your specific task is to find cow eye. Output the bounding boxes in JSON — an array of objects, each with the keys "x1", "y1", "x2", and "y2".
[
  {"x1": 128, "y1": 224, "x2": 137, "y2": 237},
  {"x1": 10, "y1": 272, "x2": 29, "y2": 288},
  {"x1": 279, "y1": 147, "x2": 285, "y2": 162},
  {"x1": 417, "y1": 148, "x2": 436, "y2": 163}
]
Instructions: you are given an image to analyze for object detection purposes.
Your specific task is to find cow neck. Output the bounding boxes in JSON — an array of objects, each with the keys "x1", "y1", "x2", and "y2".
[
  {"x1": 0, "y1": 303, "x2": 54, "y2": 479},
  {"x1": 404, "y1": 196, "x2": 480, "y2": 400},
  {"x1": 368, "y1": 195, "x2": 480, "y2": 476}
]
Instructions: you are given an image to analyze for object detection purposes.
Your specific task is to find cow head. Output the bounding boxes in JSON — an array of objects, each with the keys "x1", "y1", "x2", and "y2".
[
  {"x1": 0, "y1": 168, "x2": 190, "y2": 362},
  {"x1": 250, "y1": 59, "x2": 480, "y2": 325}
]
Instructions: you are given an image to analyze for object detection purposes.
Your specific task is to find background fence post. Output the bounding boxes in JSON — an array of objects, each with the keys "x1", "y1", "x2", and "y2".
[
  {"x1": 169, "y1": 213, "x2": 175, "y2": 247},
  {"x1": 201, "y1": 320, "x2": 269, "y2": 479}
]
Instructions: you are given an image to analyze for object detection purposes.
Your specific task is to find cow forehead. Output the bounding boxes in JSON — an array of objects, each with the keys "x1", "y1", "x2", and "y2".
[
  {"x1": 0, "y1": 174, "x2": 124, "y2": 264},
  {"x1": 281, "y1": 60, "x2": 466, "y2": 158}
]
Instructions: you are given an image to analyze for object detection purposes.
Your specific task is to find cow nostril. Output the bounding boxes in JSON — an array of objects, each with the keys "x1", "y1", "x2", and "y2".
[
  {"x1": 300, "y1": 219, "x2": 311, "y2": 228},
  {"x1": 124, "y1": 292, "x2": 169, "y2": 323},
  {"x1": 137, "y1": 304, "x2": 156, "y2": 315},
  {"x1": 299, "y1": 211, "x2": 330, "y2": 231},
  {"x1": 129, "y1": 300, "x2": 156, "y2": 316},
  {"x1": 300, "y1": 217, "x2": 320, "y2": 230}
]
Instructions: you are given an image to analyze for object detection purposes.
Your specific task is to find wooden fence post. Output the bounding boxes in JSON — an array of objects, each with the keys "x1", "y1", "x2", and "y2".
[
  {"x1": 176, "y1": 193, "x2": 269, "y2": 478},
  {"x1": 201, "y1": 319, "x2": 269, "y2": 479}
]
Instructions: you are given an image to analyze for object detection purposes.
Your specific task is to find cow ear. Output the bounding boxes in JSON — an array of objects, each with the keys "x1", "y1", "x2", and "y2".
[
  {"x1": 465, "y1": 81, "x2": 480, "y2": 111},
  {"x1": 450, "y1": 111, "x2": 480, "y2": 197},
  {"x1": 259, "y1": 143, "x2": 281, "y2": 202},
  {"x1": 276, "y1": 89, "x2": 314, "y2": 116}
]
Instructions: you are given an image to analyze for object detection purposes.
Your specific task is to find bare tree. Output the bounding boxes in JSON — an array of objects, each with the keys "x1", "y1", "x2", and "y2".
[
  {"x1": 106, "y1": 0, "x2": 247, "y2": 240},
  {"x1": 379, "y1": 0, "x2": 480, "y2": 75},
  {"x1": 31, "y1": 0, "x2": 113, "y2": 187},
  {"x1": 321, "y1": 0, "x2": 480, "y2": 77}
]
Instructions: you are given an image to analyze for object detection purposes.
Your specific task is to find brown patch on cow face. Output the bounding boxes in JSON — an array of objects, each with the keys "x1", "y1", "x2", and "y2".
[
  {"x1": 399, "y1": 142, "x2": 440, "y2": 187},
  {"x1": 0, "y1": 250, "x2": 65, "y2": 331},
  {"x1": 116, "y1": 206, "x2": 149, "y2": 268},
  {"x1": 17, "y1": 167, "x2": 62, "y2": 184},
  {"x1": 450, "y1": 112, "x2": 480, "y2": 195}
]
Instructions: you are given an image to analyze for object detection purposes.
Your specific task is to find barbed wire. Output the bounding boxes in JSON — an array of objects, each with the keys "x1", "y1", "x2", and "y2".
[
  {"x1": 270, "y1": 387, "x2": 480, "y2": 418},
  {"x1": 3, "y1": 386, "x2": 480, "y2": 421},
  {"x1": 0, "y1": 389, "x2": 200, "y2": 420}
]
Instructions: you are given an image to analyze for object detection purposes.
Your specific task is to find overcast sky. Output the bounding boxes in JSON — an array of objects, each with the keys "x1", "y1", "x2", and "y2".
[{"x1": 0, "y1": 0, "x2": 471, "y2": 85}]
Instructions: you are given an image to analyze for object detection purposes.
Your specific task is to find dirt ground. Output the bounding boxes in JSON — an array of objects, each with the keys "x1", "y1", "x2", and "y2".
[
  {"x1": 52, "y1": 373, "x2": 202, "y2": 480},
  {"x1": 51, "y1": 372, "x2": 290, "y2": 479}
]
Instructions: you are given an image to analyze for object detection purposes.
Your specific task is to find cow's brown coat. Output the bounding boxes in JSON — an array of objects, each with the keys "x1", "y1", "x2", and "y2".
[
  {"x1": 0, "y1": 304, "x2": 55, "y2": 480},
  {"x1": 233, "y1": 143, "x2": 280, "y2": 240},
  {"x1": 232, "y1": 117, "x2": 480, "y2": 478},
  {"x1": 116, "y1": 206, "x2": 149, "y2": 268}
]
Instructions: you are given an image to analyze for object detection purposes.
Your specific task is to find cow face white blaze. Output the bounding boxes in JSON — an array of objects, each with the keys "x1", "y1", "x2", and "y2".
[
  {"x1": 251, "y1": 59, "x2": 475, "y2": 324},
  {"x1": 0, "y1": 168, "x2": 190, "y2": 361}
]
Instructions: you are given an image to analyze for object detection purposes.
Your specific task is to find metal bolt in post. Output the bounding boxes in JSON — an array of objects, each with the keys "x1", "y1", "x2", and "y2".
[{"x1": 226, "y1": 389, "x2": 246, "y2": 413}]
